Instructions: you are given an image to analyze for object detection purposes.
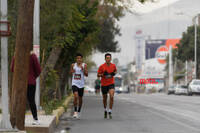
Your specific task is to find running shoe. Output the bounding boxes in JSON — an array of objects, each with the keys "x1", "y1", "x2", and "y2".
[
  {"x1": 32, "y1": 120, "x2": 40, "y2": 125},
  {"x1": 109, "y1": 112, "x2": 112, "y2": 119},
  {"x1": 73, "y1": 112, "x2": 78, "y2": 118},
  {"x1": 104, "y1": 111, "x2": 107, "y2": 119},
  {"x1": 77, "y1": 112, "x2": 81, "y2": 119}
]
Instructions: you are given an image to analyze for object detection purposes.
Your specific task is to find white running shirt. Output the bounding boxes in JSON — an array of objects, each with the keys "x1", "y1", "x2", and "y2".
[{"x1": 72, "y1": 63, "x2": 85, "y2": 88}]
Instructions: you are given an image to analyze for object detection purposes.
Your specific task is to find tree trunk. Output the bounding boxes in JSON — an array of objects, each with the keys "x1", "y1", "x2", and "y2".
[
  {"x1": 40, "y1": 47, "x2": 62, "y2": 103},
  {"x1": 53, "y1": 56, "x2": 71, "y2": 98},
  {"x1": 10, "y1": 0, "x2": 35, "y2": 130},
  {"x1": 59, "y1": 66, "x2": 70, "y2": 97}
]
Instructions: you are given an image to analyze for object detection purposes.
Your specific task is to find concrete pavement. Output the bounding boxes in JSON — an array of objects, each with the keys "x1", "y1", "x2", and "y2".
[
  {"x1": 0, "y1": 114, "x2": 55, "y2": 133},
  {"x1": 0, "y1": 94, "x2": 73, "y2": 133},
  {"x1": 55, "y1": 93, "x2": 200, "y2": 133}
]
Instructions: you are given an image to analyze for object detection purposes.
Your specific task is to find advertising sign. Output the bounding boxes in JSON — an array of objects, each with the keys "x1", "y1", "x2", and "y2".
[{"x1": 145, "y1": 39, "x2": 180, "y2": 64}]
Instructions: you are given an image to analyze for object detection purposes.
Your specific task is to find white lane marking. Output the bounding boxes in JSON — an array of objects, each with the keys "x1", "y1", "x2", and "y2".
[{"x1": 148, "y1": 109, "x2": 200, "y2": 132}]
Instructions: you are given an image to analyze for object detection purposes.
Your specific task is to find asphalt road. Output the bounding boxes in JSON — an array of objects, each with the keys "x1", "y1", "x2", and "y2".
[{"x1": 55, "y1": 93, "x2": 200, "y2": 133}]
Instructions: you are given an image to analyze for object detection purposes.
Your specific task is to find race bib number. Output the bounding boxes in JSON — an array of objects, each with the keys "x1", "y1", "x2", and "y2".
[
  {"x1": 74, "y1": 74, "x2": 81, "y2": 80},
  {"x1": 105, "y1": 74, "x2": 112, "y2": 79}
]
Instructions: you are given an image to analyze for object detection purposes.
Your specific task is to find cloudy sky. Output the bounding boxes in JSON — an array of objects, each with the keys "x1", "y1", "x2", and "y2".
[{"x1": 92, "y1": 0, "x2": 200, "y2": 67}]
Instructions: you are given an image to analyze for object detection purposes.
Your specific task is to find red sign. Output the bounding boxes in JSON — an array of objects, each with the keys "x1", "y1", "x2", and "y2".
[
  {"x1": 155, "y1": 46, "x2": 168, "y2": 64},
  {"x1": 139, "y1": 78, "x2": 158, "y2": 84},
  {"x1": 136, "y1": 30, "x2": 142, "y2": 35}
]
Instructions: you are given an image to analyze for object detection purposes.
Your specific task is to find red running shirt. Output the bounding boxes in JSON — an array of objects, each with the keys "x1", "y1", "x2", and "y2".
[{"x1": 98, "y1": 63, "x2": 117, "y2": 86}]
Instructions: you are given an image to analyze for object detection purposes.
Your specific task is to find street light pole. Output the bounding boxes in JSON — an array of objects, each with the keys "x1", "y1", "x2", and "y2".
[
  {"x1": 194, "y1": 16, "x2": 197, "y2": 79},
  {"x1": 33, "y1": 0, "x2": 41, "y2": 110},
  {"x1": 0, "y1": 0, "x2": 13, "y2": 130},
  {"x1": 169, "y1": 45, "x2": 173, "y2": 87}
]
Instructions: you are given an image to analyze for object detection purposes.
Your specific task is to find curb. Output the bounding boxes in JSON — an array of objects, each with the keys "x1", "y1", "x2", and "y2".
[
  {"x1": 0, "y1": 128, "x2": 26, "y2": 133},
  {"x1": 52, "y1": 93, "x2": 73, "y2": 125}
]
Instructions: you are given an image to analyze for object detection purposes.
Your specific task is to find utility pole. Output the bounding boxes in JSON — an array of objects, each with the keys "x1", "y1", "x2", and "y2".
[
  {"x1": 33, "y1": 0, "x2": 40, "y2": 110},
  {"x1": 194, "y1": 16, "x2": 197, "y2": 79},
  {"x1": 193, "y1": 14, "x2": 200, "y2": 79},
  {"x1": 185, "y1": 60, "x2": 188, "y2": 85},
  {"x1": 0, "y1": 0, "x2": 13, "y2": 131},
  {"x1": 169, "y1": 45, "x2": 173, "y2": 87}
]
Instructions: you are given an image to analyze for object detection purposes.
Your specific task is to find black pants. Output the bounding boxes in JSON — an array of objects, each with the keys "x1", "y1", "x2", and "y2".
[{"x1": 27, "y1": 85, "x2": 38, "y2": 120}]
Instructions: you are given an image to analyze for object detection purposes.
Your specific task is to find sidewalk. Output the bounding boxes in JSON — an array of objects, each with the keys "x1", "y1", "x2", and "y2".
[
  {"x1": 25, "y1": 114, "x2": 56, "y2": 133},
  {"x1": 0, "y1": 114, "x2": 56, "y2": 133},
  {"x1": 0, "y1": 94, "x2": 73, "y2": 133}
]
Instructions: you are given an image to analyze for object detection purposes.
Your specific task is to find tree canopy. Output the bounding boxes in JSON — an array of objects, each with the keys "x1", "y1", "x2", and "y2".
[
  {"x1": 173, "y1": 25, "x2": 200, "y2": 78},
  {"x1": 6, "y1": 0, "x2": 147, "y2": 112}
]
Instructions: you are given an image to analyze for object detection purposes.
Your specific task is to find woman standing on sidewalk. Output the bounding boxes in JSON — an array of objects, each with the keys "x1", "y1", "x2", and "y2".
[{"x1": 11, "y1": 51, "x2": 41, "y2": 125}]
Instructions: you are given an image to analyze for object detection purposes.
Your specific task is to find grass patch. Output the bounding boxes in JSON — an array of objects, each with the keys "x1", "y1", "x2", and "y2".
[
  {"x1": 0, "y1": 108, "x2": 2, "y2": 113},
  {"x1": 43, "y1": 96, "x2": 67, "y2": 115}
]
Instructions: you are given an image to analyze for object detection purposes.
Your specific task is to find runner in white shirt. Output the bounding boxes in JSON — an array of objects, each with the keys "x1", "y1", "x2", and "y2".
[{"x1": 70, "y1": 53, "x2": 88, "y2": 119}]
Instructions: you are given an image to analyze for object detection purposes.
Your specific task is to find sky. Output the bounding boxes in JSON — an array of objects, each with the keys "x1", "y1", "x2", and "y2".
[{"x1": 92, "y1": 0, "x2": 200, "y2": 67}]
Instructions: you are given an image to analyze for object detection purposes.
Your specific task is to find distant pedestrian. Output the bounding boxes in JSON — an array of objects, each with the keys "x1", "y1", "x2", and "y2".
[
  {"x1": 11, "y1": 51, "x2": 41, "y2": 125},
  {"x1": 70, "y1": 53, "x2": 88, "y2": 119},
  {"x1": 97, "y1": 53, "x2": 117, "y2": 119},
  {"x1": 94, "y1": 78, "x2": 101, "y2": 95}
]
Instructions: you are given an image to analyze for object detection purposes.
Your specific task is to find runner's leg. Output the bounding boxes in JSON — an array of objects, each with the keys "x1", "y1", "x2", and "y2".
[
  {"x1": 109, "y1": 88, "x2": 115, "y2": 110},
  {"x1": 73, "y1": 92, "x2": 78, "y2": 112},
  {"x1": 72, "y1": 86, "x2": 78, "y2": 118},
  {"x1": 78, "y1": 88, "x2": 84, "y2": 113},
  {"x1": 108, "y1": 88, "x2": 115, "y2": 119},
  {"x1": 103, "y1": 94, "x2": 108, "y2": 118},
  {"x1": 103, "y1": 94, "x2": 107, "y2": 109},
  {"x1": 78, "y1": 96, "x2": 82, "y2": 112},
  {"x1": 102, "y1": 86, "x2": 109, "y2": 118}
]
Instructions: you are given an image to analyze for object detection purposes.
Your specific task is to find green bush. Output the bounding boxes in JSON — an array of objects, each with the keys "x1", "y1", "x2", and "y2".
[{"x1": 43, "y1": 96, "x2": 67, "y2": 115}]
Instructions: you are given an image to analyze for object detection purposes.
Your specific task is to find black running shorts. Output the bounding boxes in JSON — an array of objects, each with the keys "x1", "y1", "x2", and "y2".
[
  {"x1": 101, "y1": 84, "x2": 115, "y2": 95},
  {"x1": 72, "y1": 85, "x2": 84, "y2": 97}
]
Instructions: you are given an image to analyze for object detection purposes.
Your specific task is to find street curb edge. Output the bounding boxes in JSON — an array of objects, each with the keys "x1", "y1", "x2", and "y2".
[{"x1": 52, "y1": 93, "x2": 73, "y2": 125}]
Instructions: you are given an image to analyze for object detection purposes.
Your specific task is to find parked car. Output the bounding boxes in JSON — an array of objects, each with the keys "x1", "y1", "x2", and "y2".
[
  {"x1": 175, "y1": 85, "x2": 188, "y2": 95},
  {"x1": 188, "y1": 79, "x2": 200, "y2": 95},
  {"x1": 167, "y1": 85, "x2": 175, "y2": 95}
]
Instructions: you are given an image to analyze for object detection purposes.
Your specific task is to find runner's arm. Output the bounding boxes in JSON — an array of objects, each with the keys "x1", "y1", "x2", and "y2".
[
  {"x1": 84, "y1": 64, "x2": 88, "y2": 77},
  {"x1": 111, "y1": 65, "x2": 117, "y2": 76},
  {"x1": 97, "y1": 73, "x2": 103, "y2": 77},
  {"x1": 70, "y1": 64, "x2": 75, "y2": 74},
  {"x1": 97, "y1": 66, "x2": 103, "y2": 77}
]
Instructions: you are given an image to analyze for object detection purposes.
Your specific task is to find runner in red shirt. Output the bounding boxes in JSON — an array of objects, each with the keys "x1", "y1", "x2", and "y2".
[{"x1": 97, "y1": 53, "x2": 117, "y2": 119}]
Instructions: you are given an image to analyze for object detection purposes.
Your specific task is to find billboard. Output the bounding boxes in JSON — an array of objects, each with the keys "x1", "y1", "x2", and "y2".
[
  {"x1": 145, "y1": 39, "x2": 165, "y2": 59},
  {"x1": 145, "y1": 39, "x2": 180, "y2": 64}
]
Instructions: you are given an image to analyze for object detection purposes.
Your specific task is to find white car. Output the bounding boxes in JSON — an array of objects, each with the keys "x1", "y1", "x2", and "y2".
[
  {"x1": 175, "y1": 85, "x2": 188, "y2": 95},
  {"x1": 167, "y1": 85, "x2": 175, "y2": 95},
  {"x1": 188, "y1": 79, "x2": 200, "y2": 95}
]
